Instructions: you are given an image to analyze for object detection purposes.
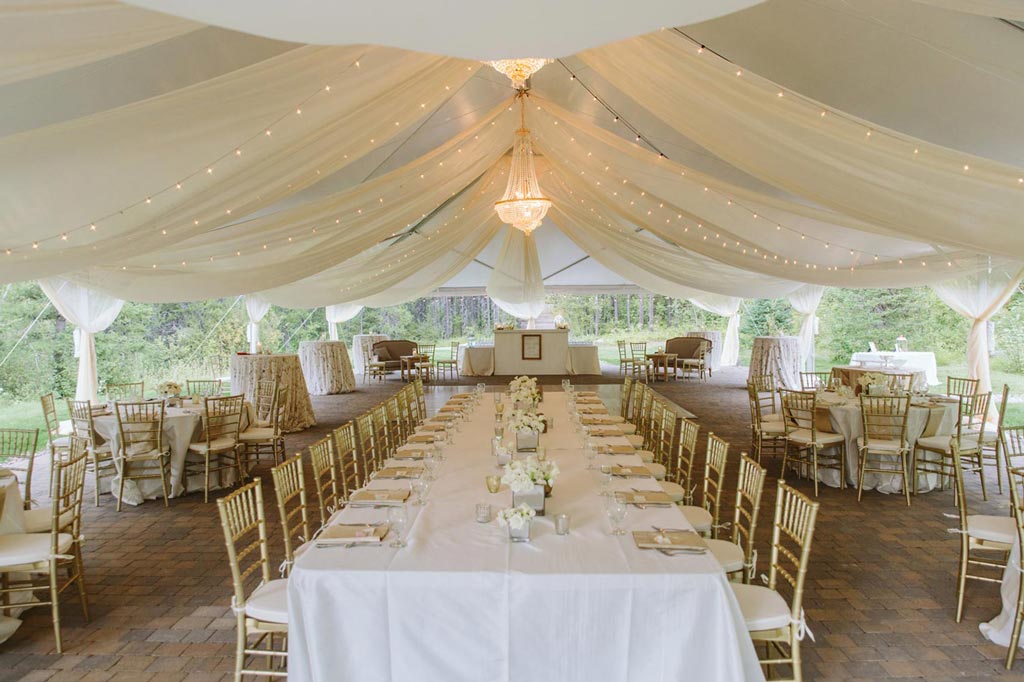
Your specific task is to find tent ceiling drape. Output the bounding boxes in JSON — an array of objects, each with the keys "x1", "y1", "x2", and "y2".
[{"x1": 2, "y1": 0, "x2": 1022, "y2": 323}]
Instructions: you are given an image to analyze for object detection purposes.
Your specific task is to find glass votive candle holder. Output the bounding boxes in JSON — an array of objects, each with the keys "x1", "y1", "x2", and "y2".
[
  {"x1": 485, "y1": 475, "x2": 501, "y2": 493},
  {"x1": 536, "y1": 446, "x2": 547, "y2": 462},
  {"x1": 555, "y1": 513, "x2": 570, "y2": 535},
  {"x1": 476, "y1": 503, "x2": 492, "y2": 523}
]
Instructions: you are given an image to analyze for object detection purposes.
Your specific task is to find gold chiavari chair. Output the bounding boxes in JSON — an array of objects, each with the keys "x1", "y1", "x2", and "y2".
[
  {"x1": 114, "y1": 401, "x2": 172, "y2": 512},
  {"x1": 748, "y1": 383, "x2": 786, "y2": 463},
  {"x1": 914, "y1": 391, "x2": 990, "y2": 498},
  {"x1": 436, "y1": 342, "x2": 459, "y2": 381},
  {"x1": 1003, "y1": 466, "x2": 1024, "y2": 669},
  {"x1": 412, "y1": 377, "x2": 427, "y2": 425},
  {"x1": 616, "y1": 340, "x2": 635, "y2": 376},
  {"x1": 270, "y1": 454, "x2": 310, "y2": 577},
  {"x1": 333, "y1": 423, "x2": 361, "y2": 498},
  {"x1": 414, "y1": 343, "x2": 435, "y2": 382},
  {"x1": 40, "y1": 393, "x2": 71, "y2": 493},
  {"x1": 185, "y1": 394, "x2": 246, "y2": 503},
  {"x1": 799, "y1": 372, "x2": 833, "y2": 391},
  {"x1": 371, "y1": 403, "x2": 392, "y2": 463},
  {"x1": 105, "y1": 381, "x2": 144, "y2": 402},
  {"x1": 404, "y1": 384, "x2": 423, "y2": 430},
  {"x1": 354, "y1": 411, "x2": 378, "y2": 479},
  {"x1": 982, "y1": 384, "x2": 1010, "y2": 495},
  {"x1": 1002, "y1": 425, "x2": 1024, "y2": 486},
  {"x1": 948, "y1": 440, "x2": 1015, "y2": 624},
  {"x1": 361, "y1": 346, "x2": 387, "y2": 384},
  {"x1": 660, "y1": 419, "x2": 699, "y2": 504},
  {"x1": 780, "y1": 389, "x2": 846, "y2": 497},
  {"x1": 628, "y1": 341, "x2": 650, "y2": 382},
  {"x1": 707, "y1": 454, "x2": 767, "y2": 583},
  {"x1": 215, "y1": 479, "x2": 288, "y2": 679},
  {"x1": 395, "y1": 388, "x2": 414, "y2": 442},
  {"x1": 619, "y1": 375, "x2": 634, "y2": 420},
  {"x1": 0, "y1": 429, "x2": 39, "y2": 511},
  {"x1": 240, "y1": 384, "x2": 285, "y2": 467},
  {"x1": 637, "y1": 399, "x2": 667, "y2": 480},
  {"x1": 731, "y1": 481, "x2": 820, "y2": 682},
  {"x1": 308, "y1": 436, "x2": 340, "y2": 526},
  {"x1": 655, "y1": 401, "x2": 680, "y2": 480},
  {"x1": 0, "y1": 437, "x2": 89, "y2": 653},
  {"x1": 749, "y1": 374, "x2": 781, "y2": 420},
  {"x1": 857, "y1": 395, "x2": 912, "y2": 505},
  {"x1": 187, "y1": 379, "x2": 223, "y2": 398},
  {"x1": 947, "y1": 376, "x2": 980, "y2": 398},
  {"x1": 385, "y1": 397, "x2": 404, "y2": 452},
  {"x1": 626, "y1": 383, "x2": 653, "y2": 449},
  {"x1": 67, "y1": 399, "x2": 115, "y2": 506},
  {"x1": 679, "y1": 433, "x2": 729, "y2": 538}
]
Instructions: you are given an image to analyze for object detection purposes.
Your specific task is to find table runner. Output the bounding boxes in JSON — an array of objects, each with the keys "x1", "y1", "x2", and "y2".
[{"x1": 287, "y1": 391, "x2": 763, "y2": 681}]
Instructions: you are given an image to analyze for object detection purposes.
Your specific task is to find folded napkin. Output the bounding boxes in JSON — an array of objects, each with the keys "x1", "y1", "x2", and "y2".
[
  {"x1": 615, "y1": 490, "x2": 673, "y2": 506},
  {"x1": 597, "y1": 443, "x2": 635, "y2": 455},
  {"x1": 439, "y1": 405, "x2": 462, "y2": 413},
  {"x1": 317, "y1": 523, "x2": 389, "y2": 545},
  {"x1": 581, "y1": 416, "x2": 615, "y2": 425},
  {"x1": 575, "y1": 391, "x2": 599, "y2": 397},
  {"x1": 448, "y1": 393, "x2": 474, "y2": 401},
  {"x1": 588, "y1": 427, "x2": 623, "y2": 437},
  {"x1": 374, "y1": 467, "x2": 423, "y2": 480},
  {"x1": 429, "y1": 413, "x2": 458, "y2": 422},
  {"x1": 393, "y1": 447, "x2": 433, "y2": 460},
  {"x1": 417, "y1": 423, "x2": 447, "y2": 432},
  {"x1": 578, "y1": 406, "x2": 608, "y2": 414},
  {"x1": 408, "y1": 434, "x2": 437, "y2": 443},
  {"x1": 633, "y1": 530, "x2": 706, "y2": 551},
  {"x1": 610, "y1": 465, "x2": 651, "y2": 478},
  {"x1": 349, "y1": 489, "x2": 410, "y2": 506},
  {"x1": 575, "y1": 397, "x2": 603, "y2": 404}
]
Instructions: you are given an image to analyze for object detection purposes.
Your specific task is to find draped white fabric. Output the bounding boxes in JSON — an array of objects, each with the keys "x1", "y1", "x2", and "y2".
[
  {"x1": 930, "y1": 266, "x2": 1024, "y2": 394},
  {"x1": 486, "y1": 228, "x2": 547, "y2": 321},
  {"x1": 244, "y1": 294, "x2": 271, "y2": 354},
  {"x1": 787, "y1": 285, "x2": 826, "y2": 372},
  {"x1": 688, "y1": 294, "x2": 742, "y2": 367},
  {"x1": 909, "y1": 0, "x2": 1024, "y2": 19},
  {"x1": 38, "y1": 278, "x2": 125, "y2": 402},
  {"x1": 325, "y1": 304, "x2": 363, "y2": 341}
]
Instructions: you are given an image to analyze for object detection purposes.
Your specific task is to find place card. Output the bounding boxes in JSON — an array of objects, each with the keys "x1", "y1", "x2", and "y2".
[
  {"x1": 632, "y1": 530, "x2": 706, "y2": 552},
  {"x1": 408, "y1": 434, "x2": 437, "y2": 443},
  {"x1": 348, "y1": 489, "x2": 410, "y2": 506},
  {"x1": 374, "y1": 467, "x2": 422, "y2": 480},
  {"x1": 610, "y1": 465, "x2": 651, "y2": 478},
  {"x1": 615, "y1": 490, "x2": 673, "y2": 506},
  {"x1": 317, "y1": 523, "x2": 389, "y2": 545},
  {"x1": 597, "y1": 443, "x2": 635, "y2": 455}
]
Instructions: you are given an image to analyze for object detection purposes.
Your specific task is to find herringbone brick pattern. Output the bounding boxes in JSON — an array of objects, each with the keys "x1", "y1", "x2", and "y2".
[{"x1": 0, "y1": 368, "x2": 1019, "y2": 680}]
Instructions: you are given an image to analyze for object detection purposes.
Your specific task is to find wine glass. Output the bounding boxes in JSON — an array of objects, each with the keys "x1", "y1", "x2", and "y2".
[
  {"x1": 600, "y1": 465, "x2": 613, "y2": 496},
  {"x1": 423, "y1": 455, "x2": 438, "y2": 481},
  {"x1": 606, "y1": 499, "x2": 628, "y2": 536},
  {"x1": 411, "y1": 479, "x2": 428, "y2": 506},
  {"x1": 387, "y1": 506, "x2": 408, "y2": 548},
  {"x1": 584, "y1": 445, "x2": 597, "y2": 470}
]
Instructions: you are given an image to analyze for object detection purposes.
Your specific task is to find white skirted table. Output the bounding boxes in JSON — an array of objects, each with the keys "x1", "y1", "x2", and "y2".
[
  {"x1": 287, "y1": 392, "x2": 763, "y2": 681},
  {"x1": 748, "y1": 336, "x2": 801, "y2": 389},
  {"x1": 458, "y1": 343, "x2": 601, "y2": 376},
  {"x1": 850, "y1": 351, "x2": 940, "y2": 385},
  {"x1": 298, "y1": 340, "x2": 356, "y2": 395},
  {"x1": 982, "y1": 535, "x2": 1024, "y2": 653},
  {"x1": 831, "y1": 365, "x2": 929, "y2": 393},
  {"x1": 0, "y1": 470, "x2": 28, "y2": 643},
  {"x1": 230, "y1": 353, "x2": 316, "y2": 433},
  {"x1": 687, "y1": 329, "x2": 723, "y2": 370},
  {"x1": 352, "y1": 334, "x2": 388, "y2": 375}
]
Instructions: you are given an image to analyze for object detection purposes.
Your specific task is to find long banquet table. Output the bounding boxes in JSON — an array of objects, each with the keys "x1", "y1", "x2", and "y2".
[{"x1": 287, "y1": 391, "x2": 763, "y2": 681}]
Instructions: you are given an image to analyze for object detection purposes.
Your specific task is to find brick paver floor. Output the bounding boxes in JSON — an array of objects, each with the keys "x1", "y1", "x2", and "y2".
[{"x1": 1, "y1": 367, "x2": 1020, "y2": 680}]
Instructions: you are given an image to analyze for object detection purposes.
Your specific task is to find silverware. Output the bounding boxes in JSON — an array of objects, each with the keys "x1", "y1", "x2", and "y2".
[
  {"x1": 657, "y1": 547, "x2": 707, "y2": 556},
  {"x1": 651, "y1": 525, "x2": 697, "y2": 534},
  {"x1": 315, "y1": 542, "x2": 386, "y2": 549}
]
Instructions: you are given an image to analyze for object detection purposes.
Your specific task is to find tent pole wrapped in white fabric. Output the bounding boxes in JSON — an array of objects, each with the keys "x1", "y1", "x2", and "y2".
[
  {"x1": 688, "y1": 294, "x2": 742, "y2": 367},
  {"x1": 486, "y1": 228, "x2": 547, "y2": 324},
  {"x1": 325, "y1": 304, "x2": 364, "y2": 341},
  {"x1": 244, "y1": 294, "x2": 271, "y2": 354}
]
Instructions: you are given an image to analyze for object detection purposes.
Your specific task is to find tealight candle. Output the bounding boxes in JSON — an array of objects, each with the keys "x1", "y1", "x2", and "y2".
[
  {"x1": 476, "y1": 503, "x2": 492, "y2": 523},
  {"x1": 485, "y1": 475, "x2": 501, "y2": 493}
]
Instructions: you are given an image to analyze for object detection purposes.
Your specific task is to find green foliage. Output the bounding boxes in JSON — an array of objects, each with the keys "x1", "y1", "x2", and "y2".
[{"x1": 739, "y1": 299, "x2": 795, "y2": 358}]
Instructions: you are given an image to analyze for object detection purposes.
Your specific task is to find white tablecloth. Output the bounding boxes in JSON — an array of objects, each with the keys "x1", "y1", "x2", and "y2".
[
  {"x1": 298, "y1": 341, "x2": 356, "y2": 395},
  {"x1": 459, "y1": 345, "x2": 496, "y2": 377},
  {"x1": 981, "y1": 535, "x2": 1024, "y2": 652},
  {"x1": 748, "y1": 336, "x2": 801, "y2": 389},
  {"x1": 811, "y1": 393, "x2": 958, "y2": 493},
  {"x1": 352, "y1": 334, "x2": 389, "y2": 375},
  {"x1": 567, "y1": 344, "x2": 601, "y2": 375},
  {"x1": 494, "y1": 329, "x2": 571, "y2": 375},
  {"x1": 230, "y1": 354, "x2": 315, "y2": 433},
  {"x1": 287, "y1": 393, "x2": 763, "y2": 682},
  {"x1": 850, "y1": 351, "x2": 939, "y2": 385},
  {"x1": 831, "y1": 365, "x2": 929, "y2": 393},
  {"x1": 0, "y1": 470, "x2": 28, "y2": 643},
  {"x1": 687, "y1": 330, "x2": 722, "y2": 370}
]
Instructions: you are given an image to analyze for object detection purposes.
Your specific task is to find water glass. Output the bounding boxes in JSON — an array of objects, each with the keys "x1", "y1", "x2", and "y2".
[
  {"x1": 600, "y1": 465, "x2": 613, "y2": 496},
  {"x1": 424, "y1": 456, "x2": 438, "y2": 481},
  {"x1": 476, "y1": 503, "x2": 492, "y2": 523},
  {"x1": 555, "y1": 513, "x2": 571, "y2": 535},
  {"x1": 387, "y1": 506, "x2": 408, "y2": 548},
  {"x1": 411, "y1": 479, "x2": 428, "y2": 506},
  {"x1": 584, "y1": 446, "x2": 596, "y2": 470},
  {"x1": 606, "y1": 499, "x2": 627, "y2": 536}
]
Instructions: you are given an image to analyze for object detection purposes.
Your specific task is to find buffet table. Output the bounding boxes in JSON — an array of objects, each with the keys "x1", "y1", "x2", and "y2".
[
  {"x1": 494, "y1": 329, "x2": 570, "y2": 375},
  {"x1": 748, "y1": 336, "x2": 801, "y2": 389},
  {"x1": 230, "y1": 353, "x2": 315, "y2": 432},
  {"x1": 298, "y1": 340, "x2": 356, "y2": 395},
  {"x1": 352, "y1": 334, "x2": 388, "y2": 375},
  {"x1": 459, "y1": 345, "x2": 495, "y2": 377},
  {"x1": 287, "y1": 392, "x2": 763, "y2": 681},
  {"x1": 831, "y1": 365, "x2": 929, "y2": 393},
  {"x1": 687, "y1": 330, "x2": 722, "y2": 370},
  {"x1": 459, "y1": 341, "x2": 601, "y2": 376},
  {"x1": 850, "y1": 351, "x2": 939, "y2": 385}
]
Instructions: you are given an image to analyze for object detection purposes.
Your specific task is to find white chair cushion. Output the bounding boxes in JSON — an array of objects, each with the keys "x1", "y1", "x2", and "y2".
[
  {"x1": 22, "y1": 508, "x2": 74, "y2": 534},
  {"x1": 762, "y1": 413, "x2": 784, "y2": 424},
  {"x1": 981, "y1": 426, "x2": 998, "y2": 446},
  {"x1": 856, "y1": 437, "x2": 907, "y2": 453},
  {"x1": 680, "y1": 505, "x2": 712, "y2": 533},
  {"x1": 625, "y1": 434, "x2": 645, "y2": 448},
  {"x1": 731, "y1": 583, "x2": 792, "y2": 632},
  {"x1": 916, "y1": 434, "x2": 981, "y2": 452},
  {"x1": 786, "y1": 429, "x2": 844, "y2": 447},
  {"x1": 967, "y1": 514, "x2": 1017, "y2": 545},
  {"x1": 0, "y1": 532, "x2": 73, "y2": 568},
  {"x1": 50, "y1": 436, "x2": 71, "y2": 449},
  {"x1": 635, "y1": 449, "x2": 656, "y2": 463},
  {"x1": 239, "y1": 427, "x2": 277, "y2": 442},
  {"x1": 659, "y1": 481, "x2": 685, "y2": 503},
  {"x1": 758, "y1": 421, "x2": 787, "y2": 435},
  {"x1": 706, "y1": 538, "x2": 745, "y2": 574},
  {"x1": 647, "y1": 463, "x2": 667, "y2": 481},
  {"x1": 245, "y1": 579, "x2": 289, "y2": 624},
  {"x1": 188, "y1": 436, "x2": 239, "y2": 453}
]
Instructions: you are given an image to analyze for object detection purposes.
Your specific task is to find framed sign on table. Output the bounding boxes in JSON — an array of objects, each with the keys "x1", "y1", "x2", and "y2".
[{"x1": 521, "y1": 333, "x2": 542, "y2": 360}]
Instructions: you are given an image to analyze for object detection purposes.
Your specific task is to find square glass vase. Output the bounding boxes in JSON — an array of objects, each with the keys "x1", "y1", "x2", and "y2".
[
  {"x1": 516, "y1": 429, "x2": 539, "y2": 453},
  {"x1": 508, "y1": 521, "x2": 532, "y2": 542},
  {"x1": 513, "y1": 484, "x2": 546, "y2": 516}
]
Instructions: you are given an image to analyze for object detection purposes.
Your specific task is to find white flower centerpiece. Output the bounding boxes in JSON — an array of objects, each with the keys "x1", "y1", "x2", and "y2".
[
  {"x1": 857, "y1": 371, "x2": 890, "y2": 396},
  {"x1": 510, "y1": 408, "x2": 546, "y2": 452},
  {"x1": 157, "y1": 380, "x2": 182, "y2": 406},
  {"x1": 501, "y1": 455, "x2": 560, "y2": 515},
  {"x1": 509, "y1": 375, "x2": 541, "y2": 409},
  {"x1": 496, "y1": 503, "x2": 536, "y2": 542}
]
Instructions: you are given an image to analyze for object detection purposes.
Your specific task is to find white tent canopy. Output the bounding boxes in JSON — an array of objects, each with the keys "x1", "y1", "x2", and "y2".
[{"x1": 4, "y1": 0, "x2": 1024, "y2": 385}]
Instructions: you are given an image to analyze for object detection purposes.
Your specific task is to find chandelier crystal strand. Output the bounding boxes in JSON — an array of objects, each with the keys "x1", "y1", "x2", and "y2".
[
  {"x1": 487, "y1": 58, "x2": 551, "y2": 89},
  {"x1": 494, "y1": 93, "x2": 552, "y2": 235}
]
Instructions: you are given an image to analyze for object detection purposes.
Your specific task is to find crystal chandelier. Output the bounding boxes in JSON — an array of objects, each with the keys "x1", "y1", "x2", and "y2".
[
  {"x1": 494, "y1": 94, "x2": 551, "y2": 235},
  {"x1": 487, "y1": 58, "x2": 552, "y2": 89}
]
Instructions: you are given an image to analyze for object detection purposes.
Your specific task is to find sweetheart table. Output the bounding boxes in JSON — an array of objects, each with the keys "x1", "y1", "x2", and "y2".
[{"x1": 287, "y1": 391, "x2": 763, "y2": 681}]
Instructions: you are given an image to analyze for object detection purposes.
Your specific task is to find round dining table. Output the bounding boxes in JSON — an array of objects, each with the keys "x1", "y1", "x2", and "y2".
[
  {"x1": 298, "y1": 340, "x2": 356, "y2": 395},
  {"x1": 0, "y1": 470, "x2": 28, "y2": 643},
  {"x1": 230, "y1": 353, "x2": 316, "y2": 433}
]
